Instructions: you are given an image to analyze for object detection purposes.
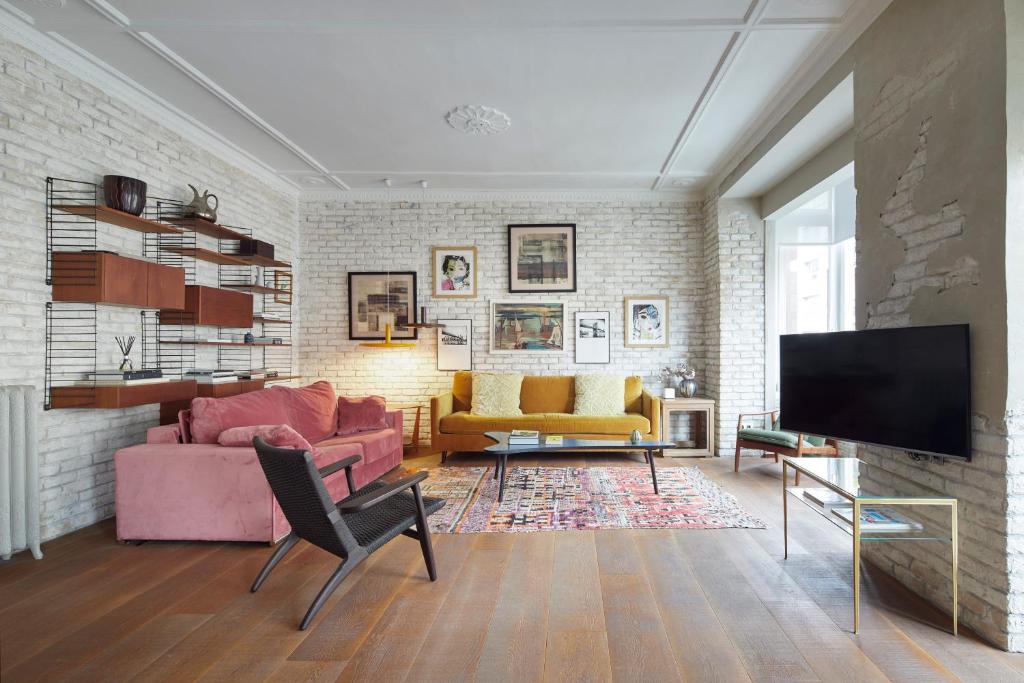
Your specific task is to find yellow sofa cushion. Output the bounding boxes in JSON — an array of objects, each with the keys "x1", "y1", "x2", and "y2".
[
  {"x1": 574, "y1": 374, "x2": 626, "y2": 415},
  {"x1": 452, "y1": 371, "x2": 645, "y2": 414},
  {"x1": 470, "y1": 373, "x2": 523, "y2": 416},
  {"x1": 439, "y1": 411, "x2": 651, "y2": 435}
]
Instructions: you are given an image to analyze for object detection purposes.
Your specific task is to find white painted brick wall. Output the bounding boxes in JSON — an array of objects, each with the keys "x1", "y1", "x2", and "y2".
[
  {"x1": 0, "y1": 35, "x2": 299, "y2": 543},
  {"x1": 298, "y1": 199, "x2": 707, "y2": 445}
]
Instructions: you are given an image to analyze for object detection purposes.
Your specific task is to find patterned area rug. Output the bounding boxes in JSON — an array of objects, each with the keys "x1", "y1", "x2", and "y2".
[{"x1": 422, "y1": 466, "x2": 766, "y2": 533}]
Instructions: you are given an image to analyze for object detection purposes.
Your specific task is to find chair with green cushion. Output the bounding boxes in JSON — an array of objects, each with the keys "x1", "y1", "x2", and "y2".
[{"x1": 734, "y1": 409, "x2": 839, "y2": 480}]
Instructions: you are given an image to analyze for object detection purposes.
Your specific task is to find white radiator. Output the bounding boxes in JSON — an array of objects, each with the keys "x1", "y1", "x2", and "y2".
[{"x1": 0, "y1": 386, "x2": 42, "y2": 560}]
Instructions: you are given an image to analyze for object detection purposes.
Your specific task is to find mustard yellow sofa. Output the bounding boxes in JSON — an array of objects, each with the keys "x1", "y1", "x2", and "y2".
[{"x1": 430, "y1": 372, "x2": 661, "y2": 459}]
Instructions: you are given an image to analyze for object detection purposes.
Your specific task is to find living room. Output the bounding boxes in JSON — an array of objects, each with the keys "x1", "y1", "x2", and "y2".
[{"x1": 3, "y1": 0, "x2": 1024, "y2": 681}]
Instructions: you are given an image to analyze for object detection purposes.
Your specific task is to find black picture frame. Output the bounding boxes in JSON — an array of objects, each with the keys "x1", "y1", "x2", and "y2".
[
  {"x1": 507, "y1": 223, "x2": 577, "y2": 293},
  {"x1": 347, "y1": 271, "x2": 418, "y2": 340}
]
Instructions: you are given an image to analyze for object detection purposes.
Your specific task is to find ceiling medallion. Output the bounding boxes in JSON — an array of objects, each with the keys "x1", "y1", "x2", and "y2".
[{"x1": 445, "y1": 105, "x2": 511, "y2": 135}]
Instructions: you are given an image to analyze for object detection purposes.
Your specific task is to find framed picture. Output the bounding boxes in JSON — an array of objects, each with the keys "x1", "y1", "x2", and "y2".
[
  {"x1": 432, "y1": 246, "x2": 477, "y2": 298},
  {"x1": 348, "y1": 272, "x2": 418, "y2": 340},
  {"x1": 575, "y1": 311, "x2": 610, "y2": 364},
  {"x1": 624, "y1": 296, "x2": 669, "y2": 348},
  {"x1": 273, "y1": 270, "x2": 292, "y2": 305},
  {"x1": 508, "y1": 224, "x2": 576, "y2": 293},
  {"x1": 490, "y1": 301, "x2": 565, "y2": 353},
  {"x1": 437, "y1": 319, "x2": 472, "y2": 370}
]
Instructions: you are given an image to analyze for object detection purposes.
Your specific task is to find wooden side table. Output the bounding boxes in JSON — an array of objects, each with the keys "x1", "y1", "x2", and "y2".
[
  {"x1": 660, "y1": 397, "x2": 715, "y2": 457},
  {"x1": 389, "y1": 402, "x2": 424, "y2": 456}
]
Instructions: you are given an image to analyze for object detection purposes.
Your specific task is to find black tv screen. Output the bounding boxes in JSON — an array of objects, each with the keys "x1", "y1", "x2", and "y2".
[{"x1": 779, "y1": 325, "x2": 971, "y2": 459}]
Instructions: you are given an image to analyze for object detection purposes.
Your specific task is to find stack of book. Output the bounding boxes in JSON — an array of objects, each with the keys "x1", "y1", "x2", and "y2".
[
  {"x1": 78, "y1": 369, "x2": 167, "y2": 386},
  {"x1": 236, "y1": 368, "x2": 267, "y2": 380},
  {"x1": 802, "y1": 488, "x2": 848, "y2": 509},
  {"x1": 186, "y1": 369, "x2": 239, "y2": 385},
  {"x1": 507, "y1": 429, "x2": 540, "y2": 445}
]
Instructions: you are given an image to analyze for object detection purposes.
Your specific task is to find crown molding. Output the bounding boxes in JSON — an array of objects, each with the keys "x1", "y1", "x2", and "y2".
[
  {"x1": 0, "y1": 2, "x2": 300, "y2": 198},
  {"x1": 299, "y1": 188, "x2": 700, "y2": 203},
  {"x1": 705, "y1": 0, "x2": 892, "y2": 195}
]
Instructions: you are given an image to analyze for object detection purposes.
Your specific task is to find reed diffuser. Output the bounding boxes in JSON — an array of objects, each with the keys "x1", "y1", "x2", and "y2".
[{"x1": 115, "y1": 335, "x2": 135, "y2": 372}]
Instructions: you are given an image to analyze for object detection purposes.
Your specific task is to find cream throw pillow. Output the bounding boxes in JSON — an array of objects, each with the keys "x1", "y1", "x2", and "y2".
[
  {"x1": 574, "y1": 374, "x2": 626, "y2": 416},
  {"x1": 470, "y1": 373, "x2": 524, "y2": 416}
]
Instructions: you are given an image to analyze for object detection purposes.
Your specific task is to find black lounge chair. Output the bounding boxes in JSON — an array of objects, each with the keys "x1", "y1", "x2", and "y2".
[{"x1": 251, "y1": 437, "x2": 445, "y2": 630}]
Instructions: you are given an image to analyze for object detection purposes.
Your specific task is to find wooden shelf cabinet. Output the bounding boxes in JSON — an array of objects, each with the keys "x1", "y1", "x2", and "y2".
[
  {"x1": 50, "y1": 380, "x2": 197, "y2": 409},
  {"x1": 159, "y1": 285, "x2": 253, "y2": 327},
  {"x1": 51, "y1": 251, "x2": 185, "y2": 309}
]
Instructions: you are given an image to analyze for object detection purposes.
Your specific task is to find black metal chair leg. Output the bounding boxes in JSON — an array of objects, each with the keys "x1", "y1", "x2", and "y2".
[
  {"x1": 413, "y1": 483, "x2": 438, "y2": 581},
  {"x1": 251, "y1": 533, "x2": 299, "y2": 593},
  {"x1": 300, "y1": 555, "x2": 362, "y2": 630}
]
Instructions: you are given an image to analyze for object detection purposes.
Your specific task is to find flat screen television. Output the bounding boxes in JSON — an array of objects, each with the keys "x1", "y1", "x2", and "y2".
[{"x1": 779, "y1": 324, "x2": 971, "y2": 460}]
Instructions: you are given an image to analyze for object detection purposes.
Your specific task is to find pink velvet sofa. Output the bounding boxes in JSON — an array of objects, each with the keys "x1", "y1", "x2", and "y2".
[{"x1": 114, "y1": 382, "x2": 403, "y2": 544}]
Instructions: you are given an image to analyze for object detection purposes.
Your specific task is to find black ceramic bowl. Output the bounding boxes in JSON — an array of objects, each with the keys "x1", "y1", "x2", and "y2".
[{"x1": 103, "y1": 175, "x2": 147, "y2": 216}]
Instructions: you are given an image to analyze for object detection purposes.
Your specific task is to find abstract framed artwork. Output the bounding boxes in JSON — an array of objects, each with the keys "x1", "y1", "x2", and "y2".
[
  {"x1": 437, "y1": 319, "x2": 472, "y2": 370},
  {"x1": 624, "y1": 296, "x2": 669, "y2": 348},
  {"x1": 432, "y1": 246, "x2": 477, "y2": 298},
  {"x1": 575, "y1": 310, "x2": 610, "y2": 364},
  {"x1": 348, "y1": 271, "x2": 418, "y2": 340},
  {"x1": 273, "y1": 270, "x2": 292, "y2": 305},
  {"x1": 490, "y1": 301, "x2": 565, "y2": 353},
  {"x1": 507, "y1": 224, "x2": 576, "y2": 293}
]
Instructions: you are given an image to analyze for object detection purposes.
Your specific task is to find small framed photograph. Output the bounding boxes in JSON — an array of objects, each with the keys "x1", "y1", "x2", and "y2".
[
  {"x1": 490, "y1": 301, "x2": 565, "y2": 354},
  {"x1": 437, "y1": 319, "x2": 472, "y2": 371},
  {"x1": 348, "y1": 271, "x2": 418, "y2": 340},
  {"x1": 508, "y1": 224, "x2": 576, "y2": 293},
  {"x1": 432, "y1": 246, "x2": 477, "y2": 298},
  {"x1": 624, "y1": 296, "x2": 669, "y2": 348},
  {"x1": 575, "y1": 311, "x2": 610, "y2": 364},
  {"x1": 273, "y1": 270, "x2": 292, "y2": 305}
]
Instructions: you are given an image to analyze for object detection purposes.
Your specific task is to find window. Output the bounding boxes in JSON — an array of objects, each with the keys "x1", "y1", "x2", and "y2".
[{"x1": 766, "y1": 176, "x2": 856, "y2": 404}]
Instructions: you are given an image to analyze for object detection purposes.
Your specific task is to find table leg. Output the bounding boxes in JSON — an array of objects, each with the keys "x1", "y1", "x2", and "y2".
[
  {"x1": 853, "y1": 499, "x2": 861, "y2": 633},
  {"x1": 498, "y1": 453, "x2": 508, "y2": 502},
  {"x1": 411, "y1": 406, "x2": 422, "y2": 452},
  {"x1": 951, "y1": 500, "x2": 959, "y2": 636},
  {"x1": 782, "y1": 460, "x2": 788, "y2": 560},
  {"x1": 494, "y1": 453, "x2": 500, "y2": 479},
  {"x1": 649, "y1": 449, "x2": 660, "y2": 494}
]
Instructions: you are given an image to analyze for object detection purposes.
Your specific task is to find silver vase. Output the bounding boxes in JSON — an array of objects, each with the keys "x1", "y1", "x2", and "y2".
[{"x1": 679, "y1": 378, "x2": 698, "y2": 398}]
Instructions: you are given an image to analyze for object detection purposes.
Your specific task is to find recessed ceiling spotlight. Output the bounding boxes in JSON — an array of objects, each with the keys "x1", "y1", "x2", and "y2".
[
  {"x1": 302, "y1": 176, "x2": 327, "y2": 186},
  {"x1": 671, "y1": 178, "x2": 697, "y2": 187},
  {"x1": 445, "y1": 105, "x2": 511, "y2": 135},
  {"x1": 30, "y1": 0, "x2": 66, "y2": 7}
]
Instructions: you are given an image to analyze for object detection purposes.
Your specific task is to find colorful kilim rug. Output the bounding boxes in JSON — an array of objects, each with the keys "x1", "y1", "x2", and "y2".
[{"x1": 422, "y1": 466, "x2": 766, "y2": 533}]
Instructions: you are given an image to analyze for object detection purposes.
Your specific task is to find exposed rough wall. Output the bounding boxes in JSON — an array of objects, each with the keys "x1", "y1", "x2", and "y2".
[
  {"x1": 0, "y1": 35, "x2": 299, "y2": 543},
  {"x1": 298, "y1": 199, "x2": 705, "y2": 446},
  {"x1": 701, "y1": 195, "x2": 766, "y2": 455},
  {"x1": 853, "y1": 0, "x2": 1013, "y2": 648}
]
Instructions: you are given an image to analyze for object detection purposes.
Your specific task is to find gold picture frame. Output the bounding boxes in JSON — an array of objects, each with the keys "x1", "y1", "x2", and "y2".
[
  {"x1": 273, "y1": 270, "x2": 293, "y2": 305},
  {"x1": 432, "y1": 246, "x2": 477, "y2": 298}
]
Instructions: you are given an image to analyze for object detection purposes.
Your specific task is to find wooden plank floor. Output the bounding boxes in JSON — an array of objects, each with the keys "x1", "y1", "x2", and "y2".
[{"x1": 2, "y1": 453, "x2": 1023, "y2": 682}]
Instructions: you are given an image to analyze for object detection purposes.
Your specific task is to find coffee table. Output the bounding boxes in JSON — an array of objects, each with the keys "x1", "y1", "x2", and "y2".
[{"x1": 483, "y1": 431, "x2": 675, "y2": 502}]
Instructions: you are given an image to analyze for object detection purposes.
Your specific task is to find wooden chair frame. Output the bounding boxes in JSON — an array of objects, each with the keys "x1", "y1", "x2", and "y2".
[{"x1": 734, "y1": 410, "x2": 839, "y2": 483}]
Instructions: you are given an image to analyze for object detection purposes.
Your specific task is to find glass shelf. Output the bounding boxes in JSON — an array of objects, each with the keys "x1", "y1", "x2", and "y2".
[{"x1": 787, "y1": 487, "x2": 950, "y2": 542}]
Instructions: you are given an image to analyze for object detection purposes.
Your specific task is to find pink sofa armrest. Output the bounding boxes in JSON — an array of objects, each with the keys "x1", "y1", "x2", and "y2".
[
  {"x1": 147, "y1": 424, "x2": 182, "y2": 444},
  {"x1": 386, "y1": 409, "x2": 403, "y2": 434}
]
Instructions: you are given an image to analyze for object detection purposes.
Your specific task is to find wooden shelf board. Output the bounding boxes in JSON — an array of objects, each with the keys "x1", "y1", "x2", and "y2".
[
  {"x1": 171, "y1": 218, "x2": 248, "y2": 241},
  {"x1": 253, "y1": 316, "x2": 292, "y2": 324},
  {"x1": 265, "y1": 375, "x2": 302, "y2": 383},
  {"x1": 53, "y1": 204, "x2": 184, "y2": 235},
  {"x1": 50, "y1": 380, "x2": 197, "y2": 409},
  {"x1": 226, "y1": 254, "x2": 291, "y2": 268},
  {"x1": 159, "y1": 246, "x2": 250, "y2": 266},
  {"x1": 223, "y1": 284, "x2": 291, "y2": 296},
  {"x1": 159, "y1": 340, "x2": 291, "y2": 347}
]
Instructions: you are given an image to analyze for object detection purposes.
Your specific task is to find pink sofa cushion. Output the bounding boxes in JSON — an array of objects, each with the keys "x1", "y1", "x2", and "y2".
[
  {"x1": 272, "y1": 381, "x2": 338, "y2": 443},
  {"x1": 318, "y1": 428, "x2": 401, "y2": 466},
  {"x1": 337, "y1": 395, "x2": 388, "y2": 435},
  {"x1": 217, "y1": 424, "x2": 313, "y2": 451},
  {"x1": 189, "y1": 389, "x2": 290, "y2": 444}
]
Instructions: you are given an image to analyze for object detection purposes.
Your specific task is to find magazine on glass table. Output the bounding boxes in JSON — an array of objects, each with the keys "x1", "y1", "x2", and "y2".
[{"x1": 831, "y1": 506, "x2": 924, "y2": 533}]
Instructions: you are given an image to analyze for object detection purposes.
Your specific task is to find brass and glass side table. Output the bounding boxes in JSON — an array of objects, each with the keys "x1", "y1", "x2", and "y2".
[{"x1": 781, "y1": 456, "x2": 958, "y2": 635}]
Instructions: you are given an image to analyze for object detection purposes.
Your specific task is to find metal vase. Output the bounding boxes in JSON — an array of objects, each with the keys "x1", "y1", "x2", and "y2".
[
  {"x1": 103, "y1": 175, "x2": 147, "y2": 216},
  {"x1": 680, "y1": 378, "x2": 698, "y2": 398}
]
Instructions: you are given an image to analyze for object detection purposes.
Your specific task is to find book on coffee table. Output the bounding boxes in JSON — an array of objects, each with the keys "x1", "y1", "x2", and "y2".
[
  {"x1": 544, "y1": 435, "x2": 564, "y2": 445},
  {"x1": 508, "y1": 429, "x2": 540, "y2": 444}
]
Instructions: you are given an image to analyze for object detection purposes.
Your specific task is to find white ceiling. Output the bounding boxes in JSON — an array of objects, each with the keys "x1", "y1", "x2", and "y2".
[{"x1": 7, "y1": 0, "x2": 871, "y2": 195}]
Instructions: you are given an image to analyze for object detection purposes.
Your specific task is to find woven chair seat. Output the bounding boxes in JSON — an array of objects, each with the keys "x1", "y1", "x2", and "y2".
[{"x1": 341, "y1": 481, "x2": 445, "y2": 554}]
